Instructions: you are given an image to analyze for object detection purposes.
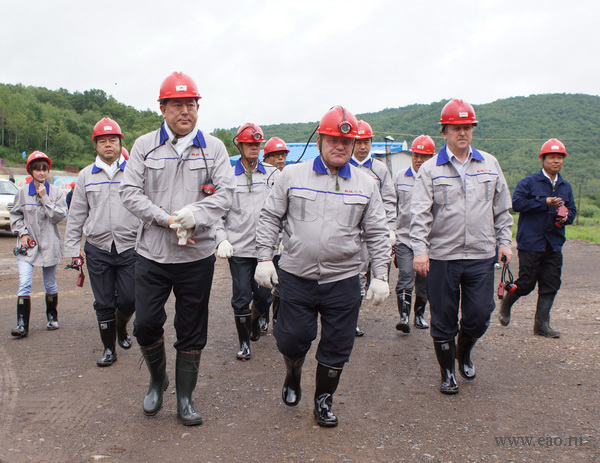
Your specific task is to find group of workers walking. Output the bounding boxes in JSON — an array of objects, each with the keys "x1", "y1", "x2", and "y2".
[{"x1": 8, "y1": 71, "x2": 576, "y2": 428}]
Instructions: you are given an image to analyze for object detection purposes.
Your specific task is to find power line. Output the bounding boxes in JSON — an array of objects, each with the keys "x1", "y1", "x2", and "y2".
[{"x1": 373, "y1": 131, "x2": 600, "y2": 142}]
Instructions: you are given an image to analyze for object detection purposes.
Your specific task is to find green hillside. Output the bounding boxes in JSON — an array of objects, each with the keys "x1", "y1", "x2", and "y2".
[{"x1": 1, "y1": 85, "x2": 598, "y2": 198}]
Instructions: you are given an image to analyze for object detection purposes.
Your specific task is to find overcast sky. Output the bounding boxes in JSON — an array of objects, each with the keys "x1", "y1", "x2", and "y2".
[{"x1": 1, "y1": 0, "x2": 598, "y2": 133}]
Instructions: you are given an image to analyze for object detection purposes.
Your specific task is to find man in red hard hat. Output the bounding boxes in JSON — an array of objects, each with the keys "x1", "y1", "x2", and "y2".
[
  {"x1": 411, "y1": 99, "x2": 513, "y2": 395},
  {"x1": 498, "y1": 138, "x2": 576, "y2": 338},
  {"x1": 214, "y1": 123, "x2": 279, "y2": 360},
  {"x1": 394, "y1": 135, "x2": 435, "y2": 333},
  {"x1": 258, "y1": 136, "x2": 290, "y2": 331},
  {"x1": 65, "y1": 117, "x2": 139, "y2": 367},
  {"x1": 350, "y1": 119, "x2": 396, "y2": 336},
  {"x1": 255, "y1": 106, "x2": 390, "y2": 427},
  {"x1": 119, "y1": 72, "x2": 235, "y2": 426}
]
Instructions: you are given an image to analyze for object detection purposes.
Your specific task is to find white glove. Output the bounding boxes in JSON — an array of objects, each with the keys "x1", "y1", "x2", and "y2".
[
  {"x1": 277, "y1": 241, "x2": 284, "y2": 256},
  {"x1": 217, "y1": 240, "x2": 234, "y2": 259},
  {"x1": 389, "y1": 230, "x2": 396, "y2": 247},
  {"x1": 254, "y1": 261, "x2": 278, "y2": 289},
  {"x1": 169, "y1": 223, "x2": 193, "y2": 246},
  {"x1": 173, "y1": 207, "x2": 195, "y2": 229},
  {"x1": 365, "y1": 278, "x2": 390, "y2": 306}
]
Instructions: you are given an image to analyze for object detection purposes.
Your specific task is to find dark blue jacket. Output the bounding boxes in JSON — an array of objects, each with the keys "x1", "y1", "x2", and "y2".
[{"x1": 512, "y1": 169, "x2": 576, "y2": 252}]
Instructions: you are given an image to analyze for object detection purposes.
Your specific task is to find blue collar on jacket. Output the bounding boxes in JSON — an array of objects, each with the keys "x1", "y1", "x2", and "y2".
[
  {"x1": 436, "y1": 144, "x2": 484, "y2": 166},
  {"x1": 313, "y1": 156, "x2": 352, "y2": 178},
  {"x1": 28, "y1": 180, "x2": 50, "y2": 196},
  {"x1": 235, "y1": 159, "x2": 267, "y2": 175},
  {"x1": 535, "y1": 169, "x2": 564, "y2": 186},
  {"x1": 92, "y1": 159, "x2": 127, "y2": 174},
  {"x1": 159, "y1": 123, "x2": 207, "y2": 149},
  {"x1": 350, "y1": 157, "x2": 373, "y2": 168},
  {"x1": 405, "y1": 166, "x2": 414, "y2": 177}
]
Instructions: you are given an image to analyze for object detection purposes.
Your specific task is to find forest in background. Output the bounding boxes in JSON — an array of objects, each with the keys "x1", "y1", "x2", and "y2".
[{"x1": 1, "y1": 84, "x2": 598, "y2": 197}]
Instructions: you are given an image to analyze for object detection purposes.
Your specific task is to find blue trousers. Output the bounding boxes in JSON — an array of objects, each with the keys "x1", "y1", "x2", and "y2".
[
  {"x1": 228, "y1": 256, "x2": 273, "y2": 316},
  {"x1": 274, "y1": 269, "x2": 361, "y2": 368},
  {"x1": 427, "y1": 257, "x2": 496, "y2": 339}
]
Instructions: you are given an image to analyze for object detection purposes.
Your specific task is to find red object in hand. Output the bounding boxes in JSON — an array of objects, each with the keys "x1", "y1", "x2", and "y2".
[
  {"x1": 76, "y1": 271, "x2": 85, "y2": 287},
  {"x1": 555, "y1": 205, "x2": 568, "y2": 228}
]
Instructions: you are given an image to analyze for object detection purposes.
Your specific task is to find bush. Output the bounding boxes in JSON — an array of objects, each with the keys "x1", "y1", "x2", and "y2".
[{"x1": 579, "y1": 205, "x2": 600, "y2": 218}]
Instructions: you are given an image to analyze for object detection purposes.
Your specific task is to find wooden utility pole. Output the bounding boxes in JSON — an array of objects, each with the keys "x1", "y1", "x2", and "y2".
[{"x1": 576, "y1": 183, "x2": 581, "y2": 226}]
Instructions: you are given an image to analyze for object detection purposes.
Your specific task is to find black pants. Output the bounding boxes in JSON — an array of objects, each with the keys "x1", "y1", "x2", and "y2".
[
  {"x1": 84, "y1": 242, "x2": 136, "y2": 322},
  {"x1": 427, "y1": 257, "x2": 496, "y2": 339},
  {"x1": 274, "y1": 269, "x2": 361, "y2": 368},
  {"x1": 228, "y1": 256, "x2": 272, "y2": 316},
  {"x1": 514, "y1": 247, "x2": 563, "y2": 298},
  {"x1": 133, "y1": 254, "x2": 215, "y2": 351}
]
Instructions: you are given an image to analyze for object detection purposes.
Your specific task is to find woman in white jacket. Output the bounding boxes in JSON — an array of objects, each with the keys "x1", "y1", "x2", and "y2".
[{"x1": 10, "y1": 151, "x2": 67, "y2": 337}]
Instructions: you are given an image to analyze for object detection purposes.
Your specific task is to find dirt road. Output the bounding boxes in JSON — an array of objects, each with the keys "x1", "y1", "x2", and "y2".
[{"x1": 0, "y1": 229, "x2": 598, "y2": 463}]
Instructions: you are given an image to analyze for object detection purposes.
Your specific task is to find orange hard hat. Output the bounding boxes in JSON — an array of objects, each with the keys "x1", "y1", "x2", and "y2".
[
  {"x1": 26, "y1": 151, "x2": 52, "y2": 174},
  {"x1": 121, "y1": 147, "x2": 129, "y2": 160},
  {"x1": 317, "y1": 106, "x2": 359, "y2": 138},
  {"x1": 356, "y1": 120, "x2": 374, "y2": 140},
  {"x1": 92, "y1": 117, "x2": 123, "y2": 141},
  {"x1": 264, "y1": 137, "x2": 290, "y2": 156},
  {"x1": 235, "y1": 123, "x2": 265, "y2": 144},
  {"x1": 158, "y1": 72, "x2": 201, "y2": 101},
  {"x1": 539, "y1": 138, "x2": 568, "y2": 159},
  {"x1": 411, "y1": 135, "x2": 436, "y2": 155},
  {"x1": 440, "y1": 99, "x2": 478, "y2": 126}
]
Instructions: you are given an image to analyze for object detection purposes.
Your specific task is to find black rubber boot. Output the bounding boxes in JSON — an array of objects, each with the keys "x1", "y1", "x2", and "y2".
[
  {"x1": 498, "y1": 290, "x2": 520, "y2": 327},
  {"x1": 115, "y1": 310, "x2": 133, "y2": 349},
  {"x1": 258, "y1": 309, "x2": 269, "y2": 333},
  {"x1": 534, "y1": 294, "x2": 561, "y2": 338},
  {"x1": 314, "y1": 363, "x2": 343, "y2": 427},
  {"x1": 282, "y1": 355, "x2": 305, "y2": 406},
  {"x1": 97, "y1": 319, "x2": 117, "y2": 367},
  {"x1": 235, "y1": 314, "x2": 251, "y2": 360},
  {"x1": 176, "y1": 350, "x2": 203, "y2": 426},
  {"x1": 456, "y1": 330, "x2": 477, "y2": 380},
  {"x1": 250, "y1": 304, "x2": 261, "y2": 342},
  {"x1": 395, "y1": 291, "x2": 411, "y2": 333},
  {"x1": 11, "y1": 296, "x2": 31, "y2": 338},
  {"x1": 45, "y1": 293, "x2": 59, "y2": 330},
  {"x1": 433, "y1": 338, "x2": 459, "y2": 395},
  {"x1": 139, "y1": 339, "x2": 169, "y2": 416},
  {"x1": 355, "y1": 297, "x2": 364, "y2": 336},
  {"x1": 413, "y1": 295, "x2": 429, "y2": 329}
]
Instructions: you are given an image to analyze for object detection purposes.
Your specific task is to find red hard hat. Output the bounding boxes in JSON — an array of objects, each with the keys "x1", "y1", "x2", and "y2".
[
  {"x1": 70, "y1": 182, "x2": 76, "y2": 188},
  {"x1": 356, "y1": 120, "x2": 374, "y2": 140},
  {"x1": 539, "y1": 138, "x2": 568, "y2": 159},
  {"x1": 26, "y1": 151, "x2": 52, "y2": 174},
  {"x1": 121, "y1": 147, "x2": 129, "y2": 160},
  {"x1": 235, "y1": 123, "x2": 265, "y2": 144},
  {"x1": 411, "y1": 135, "x2": 436, "y2": 155},
  {"x1": 264, "y1": 137, "x2": 290, "y2": 156},
  {"x1": 317, "y1": 106, "x2": 359, "y2": 138},
  {"x1": 158, "y1": 72, "x2": 201, "y2": 101},
  {"x1": 440, "y1": 99, "x2": 478, "y2": 126},
  {"x1": 92, "y1": 117, "x2": 124, "y2": 141}
]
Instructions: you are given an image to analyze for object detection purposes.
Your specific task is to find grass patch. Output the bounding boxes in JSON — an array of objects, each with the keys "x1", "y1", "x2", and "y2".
[{"x1": 512, "y1": 213, "x2": 600, "y2": 245}]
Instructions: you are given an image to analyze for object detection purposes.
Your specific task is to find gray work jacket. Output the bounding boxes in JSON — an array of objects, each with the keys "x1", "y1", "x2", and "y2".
[
  {"x1": 119, "y1": 124, "x2": 235, "y2": 264},
  {"x1": 215, "y1": 160, "x2": 279, "y2": 258},
  {"x1": 256, "y1": 156, "x2": 391, "y2": 283},
  {"x1": 350, "y1": 157, "x2": 397, "y2": 230},
  {"x1": 64, "y1": 161, "x2": 140, "y2": 257},
  {"x1": 394, "y1": 166, "x2": 417, "y2": 247},
  {"x1": 410, "y1": 145, "x2": 513, "y2": 260},
  {"x1": 10, "y1": 181, "x2": 66, "y2": 266}
]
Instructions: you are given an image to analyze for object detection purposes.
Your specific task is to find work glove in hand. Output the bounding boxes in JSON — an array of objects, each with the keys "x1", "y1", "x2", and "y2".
[
  {"x1": 173, "y1": 207, "x2": 195, "y2": 229},
  {"x1": 254, "y1": 261, "x2": 278, "y2": 289},
  {"x1": 389, "y1": 230, "x2": 397, "y2": 247},
  {"x1": 170, "y1": 223, "x2": 193, "y2": 246},
  {"x1": 217, "y1": 240, "x2": 234, "y2": 259},
  {"x1": 365, "y1": 278, "x2": 390, "y2": 306}
]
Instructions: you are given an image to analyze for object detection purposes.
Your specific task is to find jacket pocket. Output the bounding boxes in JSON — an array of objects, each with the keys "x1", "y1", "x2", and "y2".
[
  {"x1": 144, "y1": 158, "x2": 168, "y2": 193},
  {"x1": 289, "y1": 188, "x2": 318, "y2": 222},
  {"x1": 85, "y1": 184, "x2": 106, "y2": 208},
  {"x1": 185, "y1": 158, "x2": 213, "y2": 192},
  {"x1": 336, "y1": 194, "x2": 369, "y2": 227},
  {"x1": 474, "y1": 174, "x2": 497, "y2": 202},
  {"x1": 433, "y1": 178, "x2": 458, "y2": 205}
]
